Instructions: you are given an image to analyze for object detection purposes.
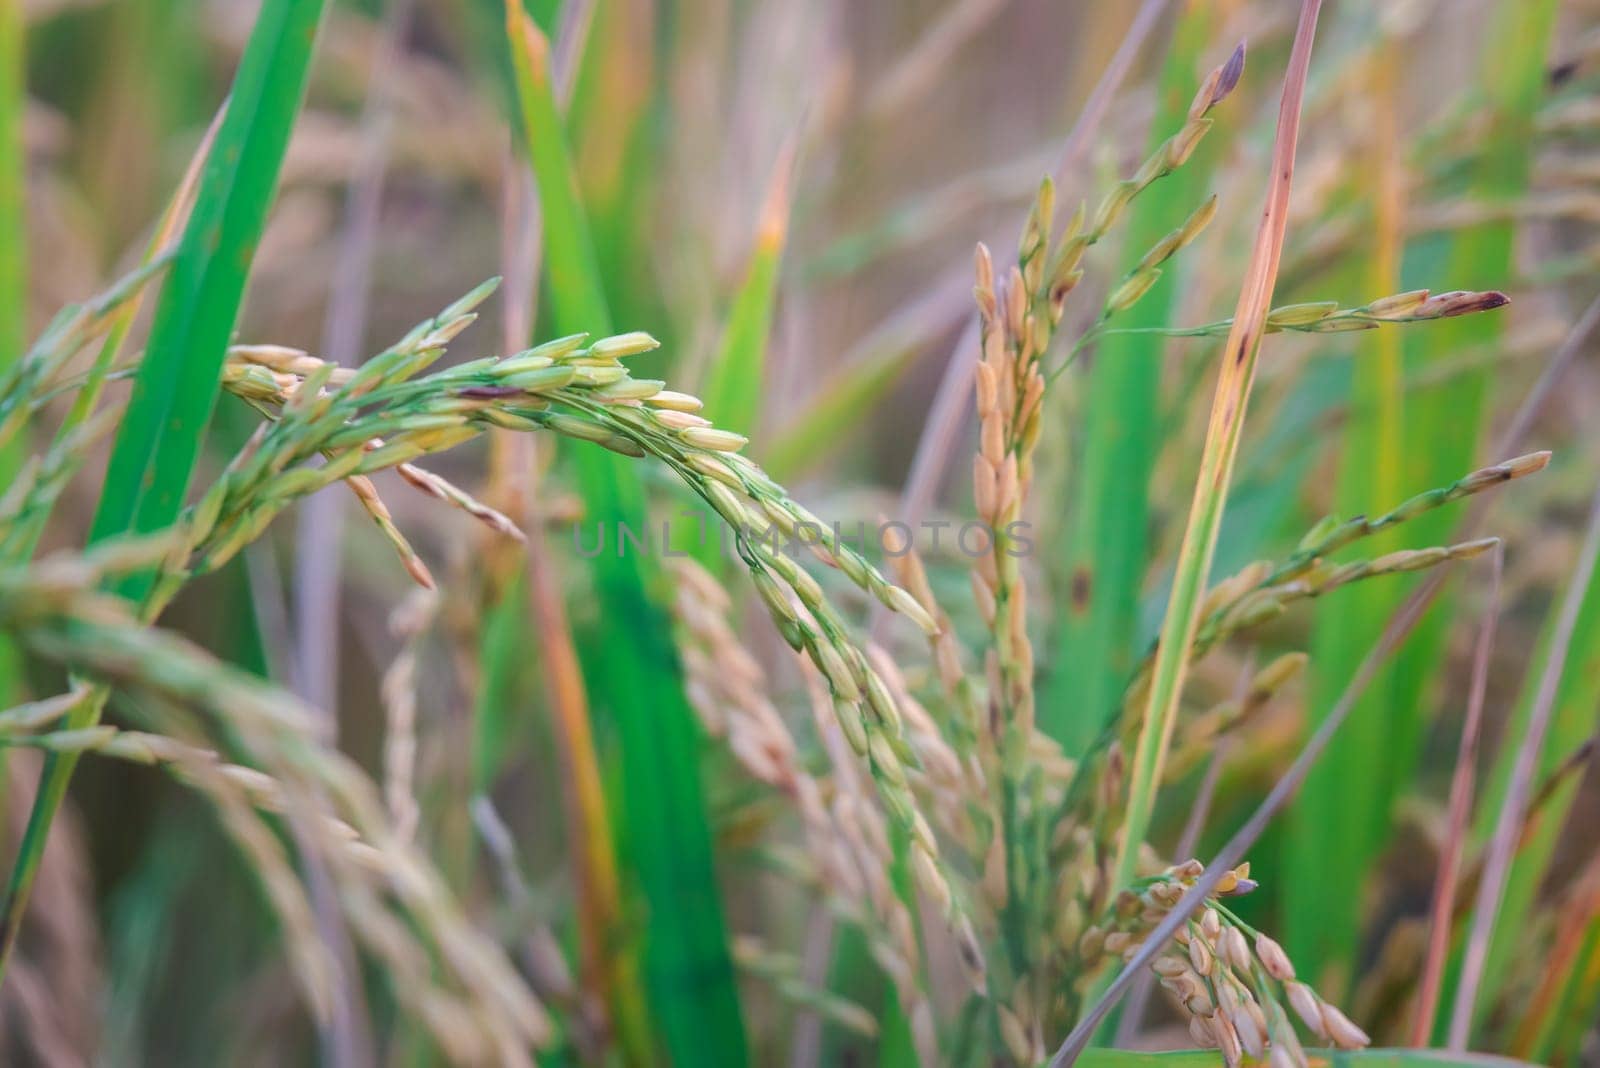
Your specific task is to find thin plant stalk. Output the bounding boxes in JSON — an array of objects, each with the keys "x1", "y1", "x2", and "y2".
[
  {"x1": 1449, "y1": 484, "x2": 1600, "y2": 1049},
  {"x1": 1111, "y1": 0, "x2": 1324, "y2": 897},
  {"x1": 1412, "y1": 544, "x2": 1502, "y2": 1046}
]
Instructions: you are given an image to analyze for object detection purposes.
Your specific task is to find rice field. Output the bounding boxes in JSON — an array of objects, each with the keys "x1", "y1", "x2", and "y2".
[{"x1": 2, "y1": 0, "x2": 1600, "y2": 1064}]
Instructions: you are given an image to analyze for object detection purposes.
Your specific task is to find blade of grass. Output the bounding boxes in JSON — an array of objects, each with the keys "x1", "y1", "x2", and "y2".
[
  {"x1": 1114, "y1": 655, "x2": 1244, "y2": 1047},
  {"x1": 765, "y1": 344, "x2": 917, "y2": 479},
  {"x1": 1536, "y1": 912, "x2": 1600, "y2": 1060},
  {"x1": 1450, "y1": 481, "x2": 1600, "y2": 1048},
  {"x1": 1111, "y1": 0, "x2": 1323, "y2": 899},
  {"x1": 87, "y1": 0, "x2": 325, "y2": 579},
  {"x1": 493, "y1": 101, "x2": 644, "y2": 1058},
  {"x1": 0, "y1": 0, "x2": 326, "y2": 978},
  {"x1": 504, "y1": 7, "x2": 747, "y2": 1062},
  {"x1": 472, "y1": 0, "x2": 593, "y2": 796},
  {"x1": 522, "y1": 488, "x2": 644, "y2": 1061},
  {"x1": 1288, "y1": 33, "x2": 1409, "y2": 989},
  {"x1": 1045, "y1": 0, "x2": 1221, "y2": 754},
  {"x1": 1412, "y1": 545, "x2": 1502, "y2": 1045}
]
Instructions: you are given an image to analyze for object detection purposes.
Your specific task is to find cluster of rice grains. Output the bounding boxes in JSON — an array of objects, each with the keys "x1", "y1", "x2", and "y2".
[
  {"x1": 3, "y1": 259, "x2": 988, "y2": 1060},
  {"x1": 652, "y1": 46, "x2": 1376, "y2": 1065},
  {"x1": 0, "y1": 541, "x2": 549, "y2": 1065},
  {"x1": 653, "y1": 38, "x2": 1549, "y2": 1065},
  {"x1": 233, "y1": 277, "x2": 998, "y2": 982},
  {"x1": 1079, "y1": 860, "x2": 1367, "y2": 1066},
  {"x1": 0, "y1": 16, "x2": 1562, "y2": 1064}
]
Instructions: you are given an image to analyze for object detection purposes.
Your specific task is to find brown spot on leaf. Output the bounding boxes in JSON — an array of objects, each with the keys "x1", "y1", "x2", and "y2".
[{"x1": 1070, "y1": 568, "x2": 1092, "y2": 612}]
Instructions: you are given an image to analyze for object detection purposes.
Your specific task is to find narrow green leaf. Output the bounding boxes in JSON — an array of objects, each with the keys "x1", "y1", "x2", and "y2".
[
  {"x1": 1112, "y1": 2, "x2": 1322, "y2": 898},
  {"x1": 0, "y1": 0, "x2": 325, "y2": 974},
  {"x1": 505, "y1": 7, "x2": 747, "y2": 1062},
  {"x1": 88, "y1": 0, "x2": 326, "y2": 583},
  {"x1": 1044, "y1": 0, "x2": 1219, "y2": 754}
]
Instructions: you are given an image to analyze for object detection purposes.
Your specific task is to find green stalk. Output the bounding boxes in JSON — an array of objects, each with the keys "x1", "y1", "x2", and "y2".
[
  {"x1": 1288, "y1": 37, "x2": 1407, "y2": 989},
  {"x1": 505, "y1": 7, "x2": 747, "y2": 1063},
  {"x1": 1045, "y1": 0, "x2": 1216, "y2": 754},
  {"x1": 0, "y1": 0, "x2": 325, "y2": 977},
  {"x1": 1111, "y1": 0, "x2": 1323, "y2": 896}
]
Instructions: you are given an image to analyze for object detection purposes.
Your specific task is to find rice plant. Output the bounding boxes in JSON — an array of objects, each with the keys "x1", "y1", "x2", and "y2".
[{"x1": 3, "y1": 0, "x2": 1598, "y2": 1065}]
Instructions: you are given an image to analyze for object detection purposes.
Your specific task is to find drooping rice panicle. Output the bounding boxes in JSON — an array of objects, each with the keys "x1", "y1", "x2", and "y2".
[{"x1": 0, "y1": 548, "x2": 551, "y2": 1062}]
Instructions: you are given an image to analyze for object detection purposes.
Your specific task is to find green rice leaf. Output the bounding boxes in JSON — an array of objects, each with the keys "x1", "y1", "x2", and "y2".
[
  {"x1": 0, "y1": 0, "x2": 326, "y2": 977},
  {"x1": 1045, "y1": 1, "x2": 1220, "y2": 754},
  {"x1": 505, "y1": 7, "x2": 748, "y2": 1062}
]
